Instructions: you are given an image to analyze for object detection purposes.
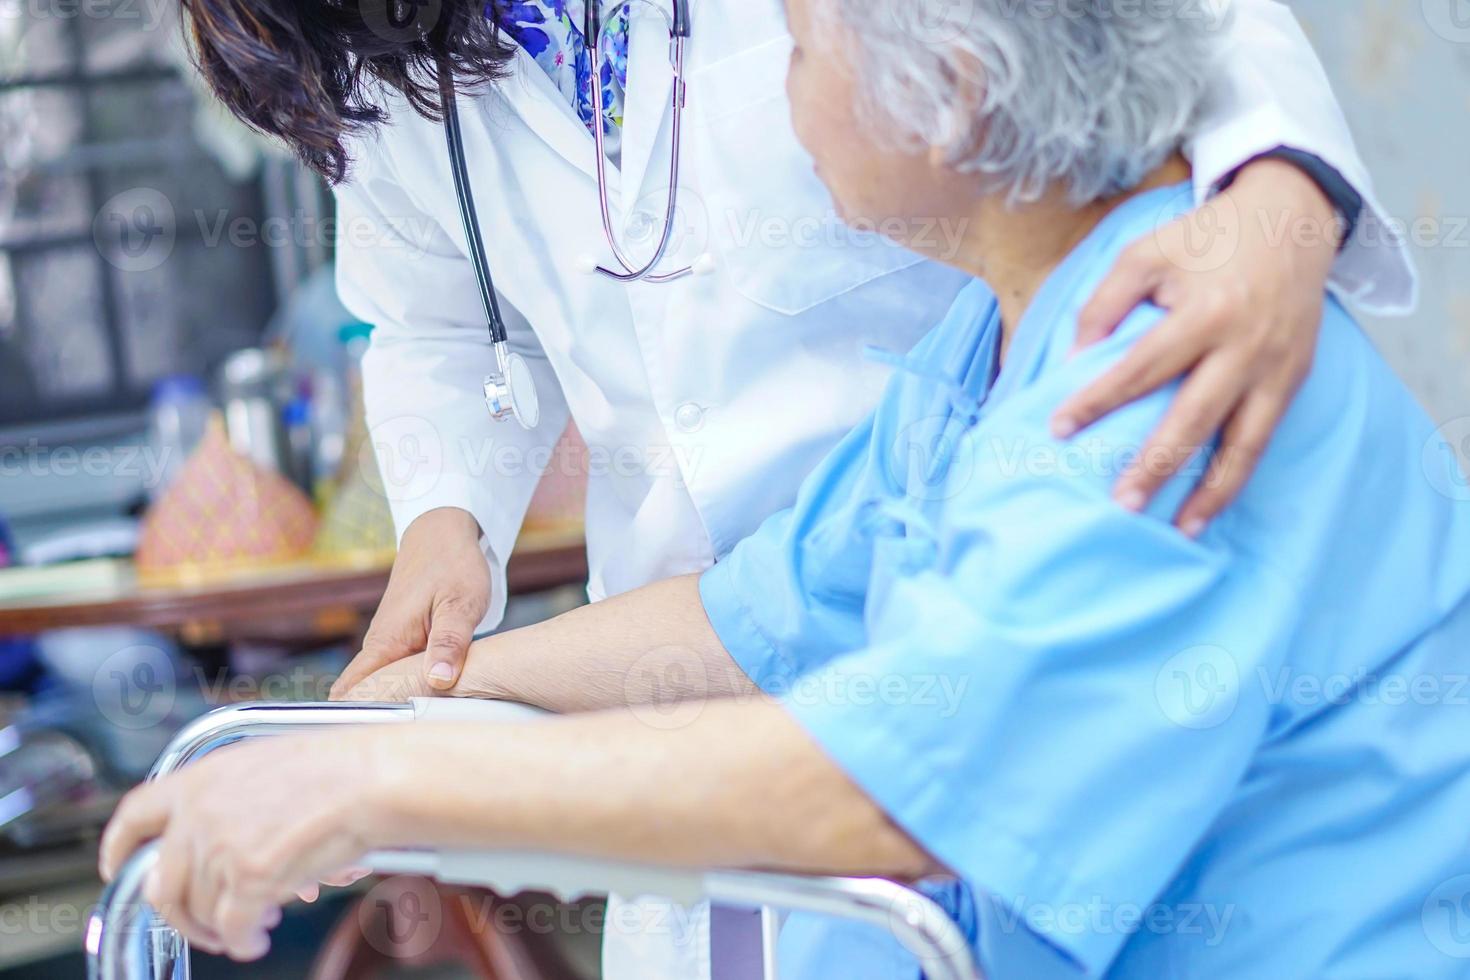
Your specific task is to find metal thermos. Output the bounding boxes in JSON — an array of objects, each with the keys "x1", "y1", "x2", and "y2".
[{"x1": 218, "y1": 348, "x2": 292, "y2": 475}]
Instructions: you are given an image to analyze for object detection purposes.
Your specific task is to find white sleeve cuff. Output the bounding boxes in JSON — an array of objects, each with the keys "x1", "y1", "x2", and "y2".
[
  {"x1": 381, "y1": 473, "x2": 521, "y2": 632},
  {"x1": 1189, "y1": 104, "x2": 1419, "y2": 317}
]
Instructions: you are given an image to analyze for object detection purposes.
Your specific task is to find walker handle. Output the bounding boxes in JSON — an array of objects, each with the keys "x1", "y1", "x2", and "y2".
[
  {"x1": 408, "y1": 696, "x2": 550, "y2": 723},
  {"x1": 90, "y1": 701, "x2": 984, "y2": 980}
]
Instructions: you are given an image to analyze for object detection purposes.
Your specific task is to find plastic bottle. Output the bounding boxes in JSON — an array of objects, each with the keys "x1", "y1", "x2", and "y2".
[
  {"x1": 146, "y1": 375, "x2": 211, "y2": 501},
  {"x1": 308, "y1": 323, "x2": 374, "y2": 504}
]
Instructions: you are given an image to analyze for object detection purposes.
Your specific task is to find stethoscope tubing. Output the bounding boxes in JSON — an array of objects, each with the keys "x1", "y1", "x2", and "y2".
[
  {"x1": 432, "y1": 0, "x2": 694, "y2": 425},
  {"x1": 587, "y1": 0, "x2": 693, "y2": 283},
  {"x1": 436, "y1": 56, "x2": 511, "y2": 347}
]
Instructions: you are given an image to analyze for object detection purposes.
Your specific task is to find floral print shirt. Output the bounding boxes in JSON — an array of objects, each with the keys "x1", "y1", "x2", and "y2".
[{"x1": 488, "y1": 0, "x2": 631, "y2": 156}]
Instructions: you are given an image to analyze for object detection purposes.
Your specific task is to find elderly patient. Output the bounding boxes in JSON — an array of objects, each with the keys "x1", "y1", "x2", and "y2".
[{"x1": 103, "y1": 0, "x2": 1470, "y2": 976}]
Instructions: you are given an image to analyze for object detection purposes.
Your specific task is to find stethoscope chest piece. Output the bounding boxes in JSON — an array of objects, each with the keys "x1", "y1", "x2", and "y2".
[{"x1": 485, "y1": 345, "x2": 540, "y2": 429}]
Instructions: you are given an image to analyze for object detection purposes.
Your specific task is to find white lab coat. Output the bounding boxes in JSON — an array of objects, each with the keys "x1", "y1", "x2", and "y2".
[{"x1": 333, "y1": 1, "x2": 1413, "y2": 976}]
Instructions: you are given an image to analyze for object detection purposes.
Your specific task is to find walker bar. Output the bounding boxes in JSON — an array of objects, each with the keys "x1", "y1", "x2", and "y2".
[
  {"x1": 146, "y1": 701, "x2": 422, "y2": 779},
  {"x1": 87, "y1": 702, "x2": 984, "y2": 980},
  {"x1": 704, "y1": 871, "x2": 981, "y2": 980},
  {"x1": 86, "y1": 841, "x2": 185, "y2": 980}
]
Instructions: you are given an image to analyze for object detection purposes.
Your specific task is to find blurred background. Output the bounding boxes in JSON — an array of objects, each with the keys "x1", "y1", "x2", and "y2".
[
  {"x1": 0, "y1": 0, "x2": 1465, "y2": 977},
  {"x1": 0, "y1": 3, "x2": 594, "y2": 976},
  {"x1": 1292, "y1": 0, "x2": 1470, "y2": 422}
]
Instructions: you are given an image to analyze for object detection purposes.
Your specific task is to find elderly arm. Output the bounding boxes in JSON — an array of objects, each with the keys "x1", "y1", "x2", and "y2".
[
  {"x1": 342, "y1": 574, "x2": 761, "y2": 711},
  {"x1": 99, "y1": 698, "x2": 936, "y2": 961},
  {"x1": 374, "y1": 700, "x2": 933, "y2": 873}
]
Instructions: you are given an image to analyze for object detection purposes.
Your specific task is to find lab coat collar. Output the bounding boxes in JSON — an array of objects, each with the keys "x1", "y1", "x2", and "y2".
[
  {"x1": 497, "y1": 44, "x2": 618, "y2": 192},
  {"x1": 617, "y1": 7, "x2": 677, "y2": 213}
]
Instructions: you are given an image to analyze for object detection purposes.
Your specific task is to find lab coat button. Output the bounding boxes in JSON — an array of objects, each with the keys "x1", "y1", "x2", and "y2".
[{"x1": 675, "y1": 402, "x2": 705, "y2": 432}]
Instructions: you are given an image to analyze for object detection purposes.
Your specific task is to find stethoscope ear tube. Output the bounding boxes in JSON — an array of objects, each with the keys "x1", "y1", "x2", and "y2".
[
  {"x1": 583, "y1": 0, "x2": 695, "y2": 283},
  {"x1": 671, "y1": 0, "x2": 691, "y2": 38},
  {"x1": 436, "y1": 55, "x2": 509, "y2": 348}
]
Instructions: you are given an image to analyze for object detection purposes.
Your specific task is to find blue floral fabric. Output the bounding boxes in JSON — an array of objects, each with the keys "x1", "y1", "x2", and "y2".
[{"x1": 488, "y1": 0, "x2": 631, "y2": 152}]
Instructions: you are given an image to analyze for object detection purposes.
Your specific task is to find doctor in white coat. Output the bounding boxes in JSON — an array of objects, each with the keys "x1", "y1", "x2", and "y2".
[
  {"x1": 317, "y1": 0, "x2": 1412, "y2": 687},
  {"x1": 178, "y1": 0, "x2": 1411, "y2": 972}
]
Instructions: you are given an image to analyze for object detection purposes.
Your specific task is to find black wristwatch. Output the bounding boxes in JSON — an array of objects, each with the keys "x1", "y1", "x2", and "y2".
[{"x1": 1220, "y1": 146, "x2": 1364, "y2": 252}]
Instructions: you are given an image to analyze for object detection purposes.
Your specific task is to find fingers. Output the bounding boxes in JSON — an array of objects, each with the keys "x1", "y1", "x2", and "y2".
[
  {"x1": 1053, "y1": 310, "x2": 1205, "y2": 438},
  {"x1": 144, "y1": 830, "x2": 225, "y2": 955},
  {"x1": 1174, "y1": 386, "x2": 1286, "y2": 533},
  {"x1": 99, "y1": 783, "x2": 170, "y2": 882},
  {"x1": 322, "y1": 867, "x2": 373, "y2": 888},
  {"x1": 298, "y1": 865, "x2": 373, "y2": 903},
  {"x1": 1113, "y1": 356, "x2": 1245, "y2": 520},
  {"x1": 149, "y1": 833, "x2": 277, "y2": 961},
  {"x1": 343, "y1": 653, "x2": 432, "y2": 703},
  {"x1": 423, "y1": 595, "x2": 481, "y2": 690},
  {"x1": 212, "y1": 890, "x2": 275, "y2": 961},
  {"x1": 330, "y1": 633, "x2": 406, "y2": 700},
  {"x1": 1074, "y1": 242, "x2": 1165, "y2": 348}
]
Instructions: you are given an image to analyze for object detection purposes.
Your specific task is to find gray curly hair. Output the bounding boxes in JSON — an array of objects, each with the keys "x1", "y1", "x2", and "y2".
[{"x1": 831, "y1": 0, "x2": 1228, "y2": 205}]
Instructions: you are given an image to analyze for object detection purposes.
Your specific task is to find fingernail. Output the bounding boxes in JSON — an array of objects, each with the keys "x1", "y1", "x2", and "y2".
[
  {"x1": 1115, "y1": 488, "x2": 1147, "y2": 512},
  {"x1": 1052, "y1": 416, "x2": 1079, "y2": 439},
  {"x1": 428, "y1": 662, "x2": 455, "y2": 683},
  {"x1": 1181, "y1": 517, "x2": 1206, "y2": 538}
]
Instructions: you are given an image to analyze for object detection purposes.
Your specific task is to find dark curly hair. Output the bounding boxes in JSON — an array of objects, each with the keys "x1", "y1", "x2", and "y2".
[{"x1": 181, "y1": 0, "x2": 514, "y2": 182}]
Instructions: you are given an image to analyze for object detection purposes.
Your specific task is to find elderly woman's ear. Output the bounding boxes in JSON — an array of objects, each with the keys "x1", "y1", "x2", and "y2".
[
  {"x1": 800, "y1": 0, "x2": 1350, "y2": 531},
  {"x1": 926, "y1": 54, "x2": 990, "y2": 171}
]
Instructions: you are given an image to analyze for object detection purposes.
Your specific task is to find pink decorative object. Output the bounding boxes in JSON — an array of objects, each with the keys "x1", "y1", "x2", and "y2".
[{"x1": 137, "y1": 415, "x2": 318, "y2": 575}]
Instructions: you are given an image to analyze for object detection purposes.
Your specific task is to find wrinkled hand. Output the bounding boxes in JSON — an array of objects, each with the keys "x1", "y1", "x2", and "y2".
[
  {"x1": 339, "y1": 651, "x2": 439, "y2": 703},
  {"x1": 99, "y1": 734, "x2": 393, "y2": 961},
  {"x1": 294, "y1": 867, "x2": 373, "y2": 905},
  {"x1": 331, "y1": 507, "x2": 491, "y2": 697},
  {"x1": 1053, "y1": 159, "x2": 1342, "y2": 534}
]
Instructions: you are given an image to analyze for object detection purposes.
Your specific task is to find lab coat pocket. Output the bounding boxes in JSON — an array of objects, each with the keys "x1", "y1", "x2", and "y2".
[{"x1": 688, "y1": 38, "x2": 923, "y2": 317}]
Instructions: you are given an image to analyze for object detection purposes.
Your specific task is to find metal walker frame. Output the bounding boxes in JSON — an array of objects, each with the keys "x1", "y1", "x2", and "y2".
[{"x1": 86, "y1": 699, "x2": 983, "y2": 980}]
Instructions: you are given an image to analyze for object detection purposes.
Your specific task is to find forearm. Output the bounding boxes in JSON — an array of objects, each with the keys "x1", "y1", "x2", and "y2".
[
  {"x1": 348, "y1": 573, "x2": 759, "y2": 712},
  {"x1": 363, "y1": 698, "x2": 936, "y2": 878},
  {"x1": 463, "y1": 574, "x2": 758, "y2": 712}
]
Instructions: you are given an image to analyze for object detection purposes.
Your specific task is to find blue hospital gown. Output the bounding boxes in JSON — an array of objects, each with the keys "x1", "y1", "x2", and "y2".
[{"x1": 698, "y1": 182, "x2": 1470, "y2": 978}]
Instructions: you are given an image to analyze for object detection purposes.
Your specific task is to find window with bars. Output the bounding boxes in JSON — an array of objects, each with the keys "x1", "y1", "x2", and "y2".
[{"x1": 0, "y1": 0, "x2": 278, "y2": 430}]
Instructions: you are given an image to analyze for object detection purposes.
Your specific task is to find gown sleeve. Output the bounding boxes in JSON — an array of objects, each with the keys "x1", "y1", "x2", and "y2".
[
  {"x1": 775, "y1": 307, "x2": 1306, "y2": 975},
  {"x1": 699, "y1": 409, "x2": 888, "y2": 691}
]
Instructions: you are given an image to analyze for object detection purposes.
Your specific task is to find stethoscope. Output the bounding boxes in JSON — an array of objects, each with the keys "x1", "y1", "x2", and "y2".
[{"x1": 436, "y1": 0, "x2": 694, "y2": 430}]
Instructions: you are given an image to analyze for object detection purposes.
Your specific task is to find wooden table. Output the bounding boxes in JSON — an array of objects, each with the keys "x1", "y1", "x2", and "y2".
[
  {"x1": 0, "y1": 530, "x2": 587, "y2": 637},
  {"x1": 0, "y1": 538, "x2": 590, "y2": 972}
]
